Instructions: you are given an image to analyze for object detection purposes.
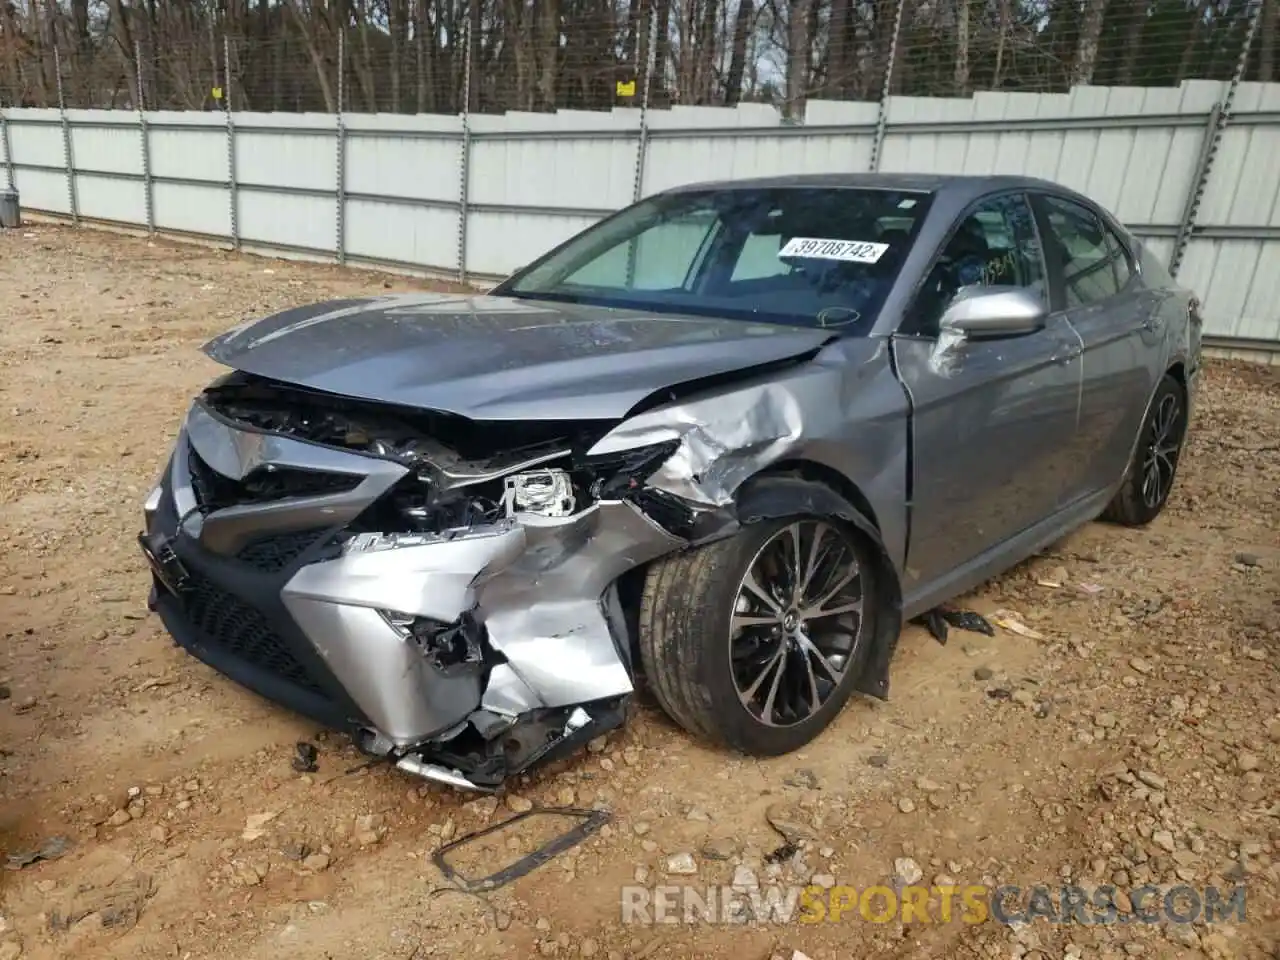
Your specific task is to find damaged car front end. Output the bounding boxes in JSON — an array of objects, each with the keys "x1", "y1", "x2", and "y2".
[
  {"x1": 141, "y1": 370, "x2": 711, "y2": 790},
  {"x1": 139, "y1": 178, "x2": 968, "y2": 790}
]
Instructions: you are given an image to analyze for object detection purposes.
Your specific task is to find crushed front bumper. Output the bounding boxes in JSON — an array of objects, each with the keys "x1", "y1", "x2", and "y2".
[{"x1": 141, "y1": 401, "x2": 683, "y2": 784}]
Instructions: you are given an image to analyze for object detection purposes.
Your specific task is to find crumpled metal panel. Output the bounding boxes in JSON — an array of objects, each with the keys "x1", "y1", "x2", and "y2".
[
  {"x1": 200, "y1": 292, "x2": 832, "y2": 421},
  {"x1": 477, "y1": 501, "x2": 685, "y2": 707},
  {"x1": 586, "y1": 340, "x2": 908, "y2": 527},
  {"x1": 927, "y1": 326, "x2": 966, "y2": 377},
  {"x1": 281, "y1": 499, "x2": 682, "y2": 744},
  {"x1": 589, "y1": 373, "x2": 817, "y2": 508}
]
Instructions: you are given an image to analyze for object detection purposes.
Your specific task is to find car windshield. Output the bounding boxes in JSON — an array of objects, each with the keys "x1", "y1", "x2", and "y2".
[{"x1": 497, "y1": 186, "x2": 934, "y2": 331}]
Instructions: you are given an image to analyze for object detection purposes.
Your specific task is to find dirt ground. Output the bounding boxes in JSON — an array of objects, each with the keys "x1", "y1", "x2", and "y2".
[{"x1": 0, "y1": 224, "x2": 1278, "y2": 960}]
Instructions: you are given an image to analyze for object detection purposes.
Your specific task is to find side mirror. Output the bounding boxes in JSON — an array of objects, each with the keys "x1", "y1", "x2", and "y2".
[{"x1": 938, "y1": 286, "x2": 1047, "y2": 339}]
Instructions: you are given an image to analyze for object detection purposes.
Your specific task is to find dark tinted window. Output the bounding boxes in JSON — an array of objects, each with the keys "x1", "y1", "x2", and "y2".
[
  {"x1": 1038, "y1": 195, "x2": 1132, "y2": 308},
  {"x1": 914, "y1": 193, "x2": 1046, "y2": 334},
  {"x1": 500, "y1": 187, "x2": 934, "y2": 332}
]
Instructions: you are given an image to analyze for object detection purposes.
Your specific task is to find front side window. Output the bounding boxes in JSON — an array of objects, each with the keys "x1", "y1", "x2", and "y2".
[
  {"x1": 913, "y1": 193, "x2": 1047, "y2": 335},
  {"x1": 497, "y1": 187, "x2": 934, "y2": 332},
  {"x1": 1037, "y1": 195, "x2": 1132, "y2": 308}
]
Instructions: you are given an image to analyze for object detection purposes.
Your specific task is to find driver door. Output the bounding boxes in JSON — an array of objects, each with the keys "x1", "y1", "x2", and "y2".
[{"x1": 891, "y1": 192, "x2": 1084, "y2": 603}]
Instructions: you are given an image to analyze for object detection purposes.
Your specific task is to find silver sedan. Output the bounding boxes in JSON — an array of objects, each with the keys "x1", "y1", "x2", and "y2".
[{"x1": 139, "y1": 173, "x2": 1200, "y2": 790}]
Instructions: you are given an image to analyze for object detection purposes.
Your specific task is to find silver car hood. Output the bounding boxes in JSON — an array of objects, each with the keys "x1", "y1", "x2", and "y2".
[{"x1": 202, "y1": 293, "x2": 834, "y2": 420}]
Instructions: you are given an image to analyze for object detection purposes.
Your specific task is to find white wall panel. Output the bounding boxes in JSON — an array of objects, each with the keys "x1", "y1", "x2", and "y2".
[
  {"x1": 75, "y1": 172, "x2": 145, "y2": 223},
  {"x1": 2, "y1": 85, "x2": 1279, "y2": 349},
  {"x1": 13, "y1": 167, "x2": 69, "y2": 214},
  {"x1": 235, "y1": 124, "x2": 335, "y2": 191},
  {"x1": 466, "y1": 210, "x2": 597, "y2": 277},
  {"x1": 8, "y1": 115, "x2": 65, "y2": 168},
  {"x1": 153, "y1": 181, "x2": 230, "y2": 236},
  {"x1": 237, "y1": 189, "x2": 335, "y2": 252},
  {"x1": 345, "y1": 135, "x2": 459, "y2": 203},
  {"x1": 67, "y1": 121, "x2": 142, "y2": 177},
  {"x1": 346, "y1": 199, "x2": 457, "y2": 268}
]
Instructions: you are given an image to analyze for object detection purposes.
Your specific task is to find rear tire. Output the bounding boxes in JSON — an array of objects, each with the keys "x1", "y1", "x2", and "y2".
[
  {"x1": 638, "y1": 499, "x2": 878, "y2": 756},
  {"x1": 1101, "y1": 374, "x2": 1187, "y2": 527}
]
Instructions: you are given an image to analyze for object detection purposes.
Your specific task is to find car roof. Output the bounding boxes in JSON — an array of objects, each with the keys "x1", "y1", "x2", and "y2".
[{"x1": 661, "y1": 172, "x2": 1068, "y2": 203}]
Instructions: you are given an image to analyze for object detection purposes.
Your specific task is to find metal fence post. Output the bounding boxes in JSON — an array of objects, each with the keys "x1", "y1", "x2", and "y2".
[
  {"x1": 625, "y1": 8, "x2": 658, "y2": 288},
  {"x1": 631, "y1": 7, "x2": 658, "y2": 204},
  {"x1": 456, "y1": 9, "x2": 474, "y2": 284},
  {"x1": 135, "y1": 42, "x2": 155, "y2": 234},
  {"x1": 336, "y1": 29, "x2": 347, "y2": 265},
  {"x1": 869, "y1": 0, "x2": 906, "y2": 172},
  {"x1": 0, "y1": 102, "x2": 14, "y2": 193},
  {"x1": 54, "y1": 47, "x2": 79, "y2": 224},
  {"x1": 224, "y1": 35, "x2": 240, "y2": 250},
  {"x1": 1171, "y1": 104, "x2": 1221, "y2": 278},
  {"x1": 1168, "y1": 0, "x2": 1263, "y2": 278}
]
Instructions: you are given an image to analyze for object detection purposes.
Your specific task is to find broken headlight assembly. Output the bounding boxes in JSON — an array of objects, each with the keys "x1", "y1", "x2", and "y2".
[
  {"x1": 496, "y1": 441, "x2": 680, "y2": 521},
  {"x1": 502, "y1": 469, "x2": 576, "y2": 518},
  {"x1": 341, "y1": 523, "x2": 515, "y2": 555},
  {"x1": 341, "y1": 438, "x2": 682, "y2": 548},
  {"x1": 578, "y1": 440, "x2": 680, "y2": 499},
  {"x1": 379, "y1": 610, "x2": 487, "y2": 674}
]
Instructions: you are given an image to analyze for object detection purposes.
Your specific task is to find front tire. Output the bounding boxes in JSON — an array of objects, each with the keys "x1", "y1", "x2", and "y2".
[
  {"x1": 638, "y1": 503, "x2": 877, "y2": 756},
  {"x1": 1101, "y1": 374, "x2": 1188, "y2": 527}
]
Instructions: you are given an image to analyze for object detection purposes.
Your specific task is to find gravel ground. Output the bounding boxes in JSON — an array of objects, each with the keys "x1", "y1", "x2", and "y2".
[{"x1": 0, "y1": 224, "x2": 1278, "y2": 960}]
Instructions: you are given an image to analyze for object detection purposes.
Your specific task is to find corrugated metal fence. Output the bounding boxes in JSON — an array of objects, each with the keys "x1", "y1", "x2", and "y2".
[{"x1": 3, "y1": 79, "x2": 1280, "y2": 352}]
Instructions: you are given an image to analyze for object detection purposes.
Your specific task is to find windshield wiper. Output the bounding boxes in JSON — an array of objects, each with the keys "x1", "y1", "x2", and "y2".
[{"x1": 506, "y1": 290, "x2": 585, "y2": 305}]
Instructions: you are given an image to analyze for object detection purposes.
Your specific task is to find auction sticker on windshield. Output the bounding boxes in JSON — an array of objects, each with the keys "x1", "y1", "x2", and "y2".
[{"x1": 778, "y1": 237, "x2": 889, "y2": 263}]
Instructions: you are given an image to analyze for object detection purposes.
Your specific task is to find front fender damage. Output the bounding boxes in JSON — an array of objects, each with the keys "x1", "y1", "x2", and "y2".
[
  {"x1": 195, "y1": 361, "x2": 904, "y2": 792},
  {"x1": 590, "y1": 361, "x2": 905, "y2": 702}
]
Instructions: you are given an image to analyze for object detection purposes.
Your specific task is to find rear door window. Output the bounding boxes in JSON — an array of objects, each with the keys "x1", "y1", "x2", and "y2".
[{"x1": 1036, "y1": 195, "x2": 1133, "y2": 309}]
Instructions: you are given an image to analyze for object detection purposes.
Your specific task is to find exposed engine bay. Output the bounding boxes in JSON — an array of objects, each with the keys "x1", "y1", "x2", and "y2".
[{"x1": 201, "y1": 371, "x2": 690, "y2": 539}]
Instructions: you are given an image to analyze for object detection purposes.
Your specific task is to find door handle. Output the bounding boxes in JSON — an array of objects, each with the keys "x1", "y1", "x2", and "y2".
[{"x1": 1056, "y1": 345, "x2": 1083, "y2": 364}]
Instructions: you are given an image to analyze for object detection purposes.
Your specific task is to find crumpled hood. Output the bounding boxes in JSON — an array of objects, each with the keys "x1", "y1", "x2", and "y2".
[{"x1": 203, "y1": 293, "x2": 834, "y2": 420}]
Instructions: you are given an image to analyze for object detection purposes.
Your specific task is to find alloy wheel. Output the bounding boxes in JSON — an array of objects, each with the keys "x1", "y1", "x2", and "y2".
[
  {"x1": 1141, "y1": 393, "x2": 1183, "y2": 509},
  {"x1": 728, "y1": 521, "x2": 865, "y2": 727}
]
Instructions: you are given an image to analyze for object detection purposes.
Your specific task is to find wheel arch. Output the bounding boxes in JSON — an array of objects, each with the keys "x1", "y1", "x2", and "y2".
[{"x1": 748, "y1": 458, "x2": 884, "y2": 536}]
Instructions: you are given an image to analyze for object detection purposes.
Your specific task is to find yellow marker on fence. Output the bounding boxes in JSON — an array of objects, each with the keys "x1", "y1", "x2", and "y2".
[
  {"x1": 212, "y1": 87, "x2": 223, "y2": 100},
  {"x1": 616, "y1": 80, "x2": 636, "y2": 97}
]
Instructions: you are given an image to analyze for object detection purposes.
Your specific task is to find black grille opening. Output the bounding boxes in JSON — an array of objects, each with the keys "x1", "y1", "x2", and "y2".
[
  {"x1": 187, "y1": 445, "x2": 360, "y2": 510},
  {"x1": 234, "y1": 529, "x2": 329, "y2": 573},
  {"x1": 182, "y1": 573, "x2": 326, "y2": 697}
]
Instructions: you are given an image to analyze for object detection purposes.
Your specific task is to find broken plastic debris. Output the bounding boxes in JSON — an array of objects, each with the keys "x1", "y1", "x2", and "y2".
[
  {"x1": 764, "y1": 841, "x2": 800, "y2": 865},
  {"x1": 912, "y1": 608, "x2": 994, "y2": 644},
  {"x1": 991, "y1": 609, "x2": 1045, "y2": 641},
  {"x1": 5, "y1": 835, "x2": 72, "y2": 870},
  {"x1": 432, "y1": 807, "x2": 611, "y2": 892},
  {"x1": 1036, "y1": 578, "x2": 1062, "y2": 588},
  {"x1": 292, "y1": 741, "x2": 319, "y2": 773},
  {"x1": 1077, "y1": 582, "x2": 1104, "y2": 595}
]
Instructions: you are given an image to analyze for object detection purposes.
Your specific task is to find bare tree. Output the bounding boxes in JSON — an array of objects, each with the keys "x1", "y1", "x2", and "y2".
[
  {"x1": 0, "y1": 0, "x2": 1270, "y2": 114},
  {"x1": 1261, "y1": 0, "x2": 1276, "y2": 83},
  {"x1": 954, "y1": 0, "x2": 970, "y2": 93},
  {"x1": 1072, "y1": 0, "x2": 1109, "y2": 86}
]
